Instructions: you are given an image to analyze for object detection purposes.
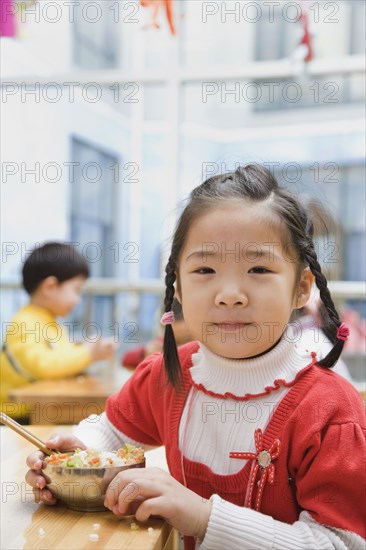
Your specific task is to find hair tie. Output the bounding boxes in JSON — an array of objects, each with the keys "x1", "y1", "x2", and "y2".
[
  {"x1": 336, "y1": 322, "x2": 349, "y2": 342},
  {"x1": 160, "y1": 311, "x2": 175, "y2": 326}
]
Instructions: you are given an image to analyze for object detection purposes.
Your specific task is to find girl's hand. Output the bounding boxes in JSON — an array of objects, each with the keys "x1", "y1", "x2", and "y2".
[
  {"x1": 25, "y1": 434, "x2": 86, "y2": 505},
  {"x1": 104, "y1": 467, "x2": 212, "y2": 540}
]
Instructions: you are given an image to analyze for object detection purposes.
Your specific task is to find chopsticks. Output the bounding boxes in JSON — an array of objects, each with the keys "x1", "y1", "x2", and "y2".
[{"x1": 0, "y1": 412, "x2": 57, "y2": 456}]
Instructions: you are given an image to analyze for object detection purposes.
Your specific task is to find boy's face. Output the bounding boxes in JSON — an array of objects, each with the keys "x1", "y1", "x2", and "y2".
[{"x1": 46, "y1": 275, "x2": 86, "y2": 317}]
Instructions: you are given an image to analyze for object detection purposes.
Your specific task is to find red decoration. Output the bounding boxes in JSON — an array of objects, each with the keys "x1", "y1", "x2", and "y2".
[
  {"x1": 336, "y1": 322, "x2": 350, "y2": 342},
  {"x1": 140, "y1": 0, "x2": 175, "y2": 35},
  {"x1": 299, "y1": 2, "x2": 313, "y2": 62},
  {"x1": 230, "y1": 428, "x2": 281, "y2": 511}
]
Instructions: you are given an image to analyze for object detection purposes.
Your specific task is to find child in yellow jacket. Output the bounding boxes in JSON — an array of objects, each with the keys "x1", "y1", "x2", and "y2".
[{"x1": 1, "y1": 242, "x2": 116, "y2": 419}]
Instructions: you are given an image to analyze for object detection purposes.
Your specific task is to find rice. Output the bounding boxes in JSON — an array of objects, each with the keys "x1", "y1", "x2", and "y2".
[{"x1": 45, "y1": 444, "x2": 144, "y2": 468}]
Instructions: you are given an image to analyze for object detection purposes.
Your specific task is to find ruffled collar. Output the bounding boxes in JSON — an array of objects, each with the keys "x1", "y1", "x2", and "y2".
[{"x1": 188, "y1": 327, "x2": 316, "y2": 400}]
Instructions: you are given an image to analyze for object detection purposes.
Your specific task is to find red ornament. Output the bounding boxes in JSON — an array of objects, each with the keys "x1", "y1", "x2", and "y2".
[
  {"x1": 299, "y1": 2, "x2": 313, "y2": 62},
  {"x1": 230, "y1": 428, "x2": 281, "y2": 511},
  {"x1": 140, "y1": 0, "x2": 176, "y2": 35}
]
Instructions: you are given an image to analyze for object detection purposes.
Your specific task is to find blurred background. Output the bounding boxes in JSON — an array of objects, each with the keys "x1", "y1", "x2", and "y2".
[{"x1": 1, "y1": 0, "x2": 365, "y2": 379}]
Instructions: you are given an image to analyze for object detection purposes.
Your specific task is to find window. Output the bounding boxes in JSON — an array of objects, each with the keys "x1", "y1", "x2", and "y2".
[
  {"x1": 255, "y1": 5, "x2": 297, "y2": 61},
  {"x1": 70, "y1": 137, "x2": 119, "y2": 335},
  {"x1": 70, "y1": 137, "x2": 118, "y2": 278},
  {"x1": 253, "y1": 74, "x2": 365, "y2": 113},
  {"x1": 144, "y1": 85, "x2": 167, "y2": 121},
  {"x1": 73, "y1": 0, "x2": 118, "y2": 69},
  {"x1": 181, "y1": 1, "x2": 250, "y2": 68},
  {"x1": 273, "y1": 161, "x2": 366, "y2": 287},
  {"x1": 349, "y1": 0, "x2": 366, "y2": 55},
  {"x1": 342, "y1": 164, "x2": 366, "y2": 282}
]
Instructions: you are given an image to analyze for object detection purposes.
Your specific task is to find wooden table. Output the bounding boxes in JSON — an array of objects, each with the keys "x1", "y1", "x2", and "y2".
[
  {"x1": 0, "y1": 425, "x2": 178, "y2": 550},
  {"x1": 8, "y1": 369, "x2": 131, "y2": 425}
]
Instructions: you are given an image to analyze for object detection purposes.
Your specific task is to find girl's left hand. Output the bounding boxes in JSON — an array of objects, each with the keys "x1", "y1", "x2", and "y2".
[{"x1": 104, "y1": 467, "x2": 212, "y2": 540}]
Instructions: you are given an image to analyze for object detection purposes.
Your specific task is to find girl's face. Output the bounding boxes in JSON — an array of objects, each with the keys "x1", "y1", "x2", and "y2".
[{"x1": 176, "y1": 203, "x2": 313, "y2": 359}]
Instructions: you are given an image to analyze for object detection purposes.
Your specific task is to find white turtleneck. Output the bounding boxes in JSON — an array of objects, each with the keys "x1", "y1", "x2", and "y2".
[
  {"x1": 74, "y1": 335, "x2": 362, "y2": 550},
  {"x1": 179, "y1": 336, "x2": 312, "y2": 475},
  {"x1": 74, "y1": 331, "x2": 312, "y2": 454}
]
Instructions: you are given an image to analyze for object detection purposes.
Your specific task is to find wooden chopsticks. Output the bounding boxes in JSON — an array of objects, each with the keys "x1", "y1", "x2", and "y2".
[{"x1": 0, "y1": 412, "x2": 56, "y2": 456}]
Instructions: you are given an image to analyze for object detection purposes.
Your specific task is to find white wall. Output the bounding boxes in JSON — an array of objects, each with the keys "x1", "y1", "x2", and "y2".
[{"x1": 1, "y1": 2, "x2": 132, "y2": 280}]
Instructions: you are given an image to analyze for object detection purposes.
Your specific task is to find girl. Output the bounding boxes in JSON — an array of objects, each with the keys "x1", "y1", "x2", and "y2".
[{"x1": 26, "y1": 165, "x2": 365, "y2": 549}]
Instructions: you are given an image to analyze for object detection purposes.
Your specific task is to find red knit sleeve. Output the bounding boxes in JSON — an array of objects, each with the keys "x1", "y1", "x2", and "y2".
[
  {"x1": 293, "y1": 399, "x2": 366, "y2": 538},
  {"x1": 106, "y1": 352, "x2": 166, "y2": 446},
  {"x1": 121, "y1": 346, "x2": 145, "y2": 368}
]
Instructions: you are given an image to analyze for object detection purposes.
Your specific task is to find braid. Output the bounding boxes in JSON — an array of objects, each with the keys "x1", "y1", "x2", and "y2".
[
  {"x1": 162, "y1": 256, "x2": 182, "y2": 390},
  {"x1": 273, "y1": 190, "x2": 345, "y2": 370},
  {"x1": 304, "y1": 241, "x2": 345, "y2": 369},
  {"x1": 163, "y1": 258, "x2": 176, "y2": 314}
]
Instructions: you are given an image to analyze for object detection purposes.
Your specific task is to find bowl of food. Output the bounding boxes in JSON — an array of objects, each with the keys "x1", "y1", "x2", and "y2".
[{"x1": 44, "y1": 444, "x2": 145, "y2": 512}]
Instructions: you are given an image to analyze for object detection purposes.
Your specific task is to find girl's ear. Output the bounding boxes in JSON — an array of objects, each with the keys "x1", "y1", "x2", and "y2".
[{"x1": 295, "y1": 268, "x2": 314, "y2": 309}]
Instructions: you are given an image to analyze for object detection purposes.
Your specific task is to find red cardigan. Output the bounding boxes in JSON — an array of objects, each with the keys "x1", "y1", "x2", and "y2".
[{"x1": 106, "y1": 341, "x2": 366, "y2": 546}]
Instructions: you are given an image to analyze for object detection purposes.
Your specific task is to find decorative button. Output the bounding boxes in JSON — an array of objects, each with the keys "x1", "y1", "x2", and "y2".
[
  {"x1": 229, "y1": 429, "x2": 281, "y2": 511},
  {"x1": 257, "y1": 450, "x2": 271, "y2": 468}
]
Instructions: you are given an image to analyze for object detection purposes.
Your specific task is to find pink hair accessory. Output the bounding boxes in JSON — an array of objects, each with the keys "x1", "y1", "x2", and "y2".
[
  {"x1": 160, "y1": 311, "x2": 175, "y2": 326},
  {"x1": 336, "y1": 322, "x2": 350, "y2": 342}
]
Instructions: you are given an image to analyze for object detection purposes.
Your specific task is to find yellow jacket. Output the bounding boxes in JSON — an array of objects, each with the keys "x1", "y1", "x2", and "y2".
[{"x1": 1, "y1": 304, "x2": 92, "y2": 417}]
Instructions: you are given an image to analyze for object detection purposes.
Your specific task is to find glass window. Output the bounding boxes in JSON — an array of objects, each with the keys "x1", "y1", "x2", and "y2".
[
  {"x1": 73, "y1": 0, "x2": 119, "y2": 69},
  {"x1": 254, "y1": 74, "x2": 365, "y2": 113},
  {"x1": 254, "y1": 2, "x2": 361, "y2": 61},
  {"x1": 343, "y1": 165, "x2": 366, "y2": 234},
  {"x1": 70, "y1": 137, "x2": 120, "y2": 336},
  {"x1": 255, "y1": 4, "x2": 297, "y2": 61},
  {"x1": 144, "y1": 85, "x2": 167, "y2": 121},
  {"x1": 70, "y1": 137, "x2": 118, "y2": 278},
  {"x1": 277, "y1": 162, "x2": 366, "y2": 284},
  {"x1": 183, "y1": 77, "x2": 365, "y2": 128},
  {"x1": 349, "y1": 0, "x2": 366, "y2": 55},
  {"x1": 181, "y1": 1, "x2": 250, "y2": 67}
]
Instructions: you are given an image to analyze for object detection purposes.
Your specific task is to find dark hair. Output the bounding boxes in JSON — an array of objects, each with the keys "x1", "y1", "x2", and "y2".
[
  {"x1": 162, "y1": 164, "x2": 345, "y2": 389},
  {"x1": 22, "y1": 242, "x2": 89, "y2": 295},
  {"x1": 295, "y1": 198, "x2": 342, "y2": 342}
]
